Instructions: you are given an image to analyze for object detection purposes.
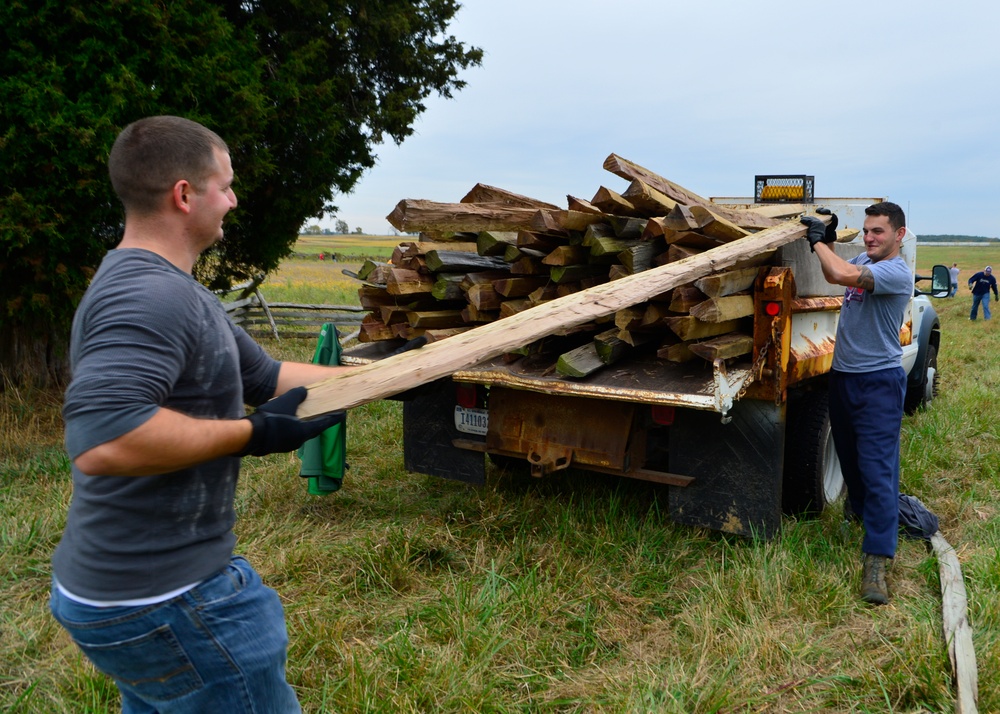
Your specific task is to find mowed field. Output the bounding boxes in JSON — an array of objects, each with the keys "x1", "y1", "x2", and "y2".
[{"x1": 294, "y1": 233, "x2": 403, "y2": 260}]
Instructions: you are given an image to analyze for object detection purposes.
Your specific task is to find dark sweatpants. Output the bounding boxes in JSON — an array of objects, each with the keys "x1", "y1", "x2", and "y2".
[{"x1": 828, "y1": 367, "x2": 907, "y2": 558}]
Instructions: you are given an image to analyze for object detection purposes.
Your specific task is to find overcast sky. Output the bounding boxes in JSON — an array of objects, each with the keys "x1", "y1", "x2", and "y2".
[{"x1": 319, "y1": 1, "x2": 1000, "y2": 238}]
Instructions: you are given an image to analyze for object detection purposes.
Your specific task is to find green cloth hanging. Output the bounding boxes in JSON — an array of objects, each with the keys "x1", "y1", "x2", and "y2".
[{"x1": 297, "y1": 323, "x2": 347, "y2": 495}]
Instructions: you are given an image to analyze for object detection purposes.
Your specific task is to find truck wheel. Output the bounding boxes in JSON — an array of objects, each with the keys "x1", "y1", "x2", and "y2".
[
  {"x1": 782, "y1": 391, "x2": 844, "y2": 517},
  {"x1": 904, "y1": 343, "x2": 939, "y2": 414}
]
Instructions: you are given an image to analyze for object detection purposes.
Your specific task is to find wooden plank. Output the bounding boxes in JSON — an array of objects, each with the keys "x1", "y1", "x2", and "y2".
[
  {"x1": 549, "y1": 264, "x2": 607, "y2": 284},
  {"x1": 641, "y1": 217, "x2": 676, "y2": 241},
  {"x1": 386, "y1": 269, "x2": 435, "y2": 296},
  {"x1": 668, "y1": 285, "x2": 707, "y2": 313},
  {"x1": 930, "y1": 532, "x2": 978, "y2": 713},
  {"x1": 619, "y1": 240, "x2": 663, "y2": 273},
  {"x1": 431, "y1": 274, "x2": 465, "y2": 301},
  {"x1": 694, "y1": 267, "x2": 761, "y2": 298},
  {"x1": 493, "y1": 276, "x2": 550, "y2": 298},
  {"x1": 467, "y1": 283, "x2": 503, "y2": 311},
  {"x1": 588, "y1": 235, "x2": 640, "y2": 259},
  {"x1": 460, "y1": 304, "x2": 498, "y2": 323},
  {"x1": 614, "y1": 305, "x2": 646, "y2": 332},
  {"x1": 527, "y1": 284, "x2": 561, "y2": 305},
  {"x1": 688, "y1": 333, "x2": 754, "y2": 361},
  {"x1": 602, "y1": 154, "x2": 781, "y2": 229},
  {"x1": 657, "y1": 341, "x2": 696, "y2": 363},
  {"x1": 594, "y1": 328, "x2": 649, "y2": 363},
  {"x1": 556, "y1": 342, "x2": 605, "y2": 378},
  {"x1": 477, "y1": 230, "x2": 519, "y2": 256},
  {"x1": 689, "y1": 294, "x2": 754, "y2": 323},
  {"x1": 688, "y1": 205, "x2": 752, "y2": 242},
  {"x1": 406, "y1": 309, "x2": 466, "y2": 329},
  {"x1": 425, "y1": 250, "x2": 509, "y2": 273},
  {"x1": 503, "y1": 244, "x2": 546, "y2": 263},
  {"x1": 667, "y1": 244, "x2": 705, "y2": 263},
  {"x1": 517, "y1": 230, "x2": 564, "y2": 251},
  {"x1": 608, "y1": 265, "x2": 630, "y2": 281},
  {"x1": 591, "y1": 186, "x2": 638, "y2": 216},
  {"x1": 460, "y1": 183, "x2": 559, "y2": 209},
  {"x1": 566, "y1": 195, "x2": 604, "y2": 214},
  {"x1": 620, "y1": 179, "x2": 678, "y2": 216},
  {"x1": 498, "y1": 298, "x2": 532, "y2": 319},
  {"x1": 298, "y1": 217, "x2": 821, "y2": 416},
  {"x1": 668, "y1": 231, "x2": 726, "y2": 249},
  {"x1": 665, "y1": 316, "x2": 743, "y2": 341},
  {"x1": 663, "y1": 204, "x2": 703, "y2": 232},
  {"x1": 531, "y1": 209, "x2": 610, "y2": 233},
  {"x1": 543, "y1": 245, "x2": 589, "y2": 266},
  {"x1": 508, "y1": 256, "x2": 548, "y2": 275},
  {"x1": 386, "y1": 199, "x2": 540, "y2": 233}
]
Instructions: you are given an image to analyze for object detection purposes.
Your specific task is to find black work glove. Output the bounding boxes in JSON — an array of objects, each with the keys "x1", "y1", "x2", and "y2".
[
  {"x1": 237, "y1": 386, "x2": 345, "y2": 457},
  {"x1": 815, "y1": 207, "x2": 839, "y2": 241},
  {"x1": 390, "y1": 335, "x2": 428, "y2": 356},
  {"x1": 800, "y1": 209, "x2": 839, "y2": 252}
]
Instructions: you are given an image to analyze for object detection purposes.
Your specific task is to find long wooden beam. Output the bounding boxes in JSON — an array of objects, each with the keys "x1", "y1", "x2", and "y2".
[
  {"x1": 297, "y1": 216, "x2": 825, "y2": 418},
  {"x1": 603, "y1": 154, "x2": 780, "y2": 230}
]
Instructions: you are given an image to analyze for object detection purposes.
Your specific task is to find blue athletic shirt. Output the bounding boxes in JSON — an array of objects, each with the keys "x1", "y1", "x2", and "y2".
[{"x1": 831, "y1": 252, "x2": 913, "y2": 373}]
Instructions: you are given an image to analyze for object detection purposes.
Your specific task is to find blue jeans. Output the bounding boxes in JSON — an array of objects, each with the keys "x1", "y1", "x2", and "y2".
[
  {"x1": 970, "y1": 292, "x2": 992, "y2": 320},
  {"x1": 50, "y1": 556, "x2": 301, "y2": 713},
  {"x1": 828, "y1": 368, "x2": 906, "y2": 558}
]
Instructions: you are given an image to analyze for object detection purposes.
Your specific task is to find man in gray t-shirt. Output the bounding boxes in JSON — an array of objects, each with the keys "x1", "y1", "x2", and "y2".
[
  {"x1": 800, "y1": 202, "x2": 913, "y2": 606},
  {"x1": 49, "y1": 116, "x2": 353, "y2": 712}
]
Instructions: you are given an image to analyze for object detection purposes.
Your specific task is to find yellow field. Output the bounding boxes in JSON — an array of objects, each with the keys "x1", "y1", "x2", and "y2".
[{"x1": 295, "y1": 234, "x2": 403, "y2": 257}]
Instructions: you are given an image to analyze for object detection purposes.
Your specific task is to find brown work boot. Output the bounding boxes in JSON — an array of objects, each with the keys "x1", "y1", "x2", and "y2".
[{"x1": 861, "y1": 554, "x2": 890, "y2": 605}]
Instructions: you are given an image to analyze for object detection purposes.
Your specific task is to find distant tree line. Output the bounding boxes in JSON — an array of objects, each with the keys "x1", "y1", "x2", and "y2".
[{"x1": 917, "y1": 235, "x2": 1000, "y2": 242}]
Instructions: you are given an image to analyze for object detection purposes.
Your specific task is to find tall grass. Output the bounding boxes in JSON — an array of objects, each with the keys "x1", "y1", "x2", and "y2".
[{"x1": 2, "y1": 251, "x2": 998, "y2": 712}]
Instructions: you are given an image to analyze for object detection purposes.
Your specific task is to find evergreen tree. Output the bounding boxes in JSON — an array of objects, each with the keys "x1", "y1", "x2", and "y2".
[{"x1": 0, "y1": 0, "x2": 481, "y2": 384}]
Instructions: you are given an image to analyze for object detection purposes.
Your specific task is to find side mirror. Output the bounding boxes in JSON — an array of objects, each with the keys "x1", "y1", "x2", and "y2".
[{"x1": 914, "y1": 264, "x2": 951, "y2": 298}]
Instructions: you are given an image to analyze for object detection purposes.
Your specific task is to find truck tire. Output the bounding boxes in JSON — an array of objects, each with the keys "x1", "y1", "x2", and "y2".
[
  {"x1": 904, "y1": 343, "x2": 939, "y2": 414},
  {"x1": 782, "y1": 390, "x2": 844, "y2": 517}
]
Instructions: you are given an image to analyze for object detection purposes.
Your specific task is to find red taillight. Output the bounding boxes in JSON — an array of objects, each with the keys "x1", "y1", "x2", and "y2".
[
  {"x1": 455, "y1": 383, "x2": 479, "y2": 409},
  {"x1": 651, "y1": 405, "x2": 675, "y2": 426},
  {"x1": 763, "y1": 301, "x2": 781, "y2": 317}
]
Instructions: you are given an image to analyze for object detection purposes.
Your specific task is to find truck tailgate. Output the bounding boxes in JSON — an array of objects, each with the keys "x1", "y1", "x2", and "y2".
[{"x1": 454, "y1": 353, "x2": 753, "y2": 412}]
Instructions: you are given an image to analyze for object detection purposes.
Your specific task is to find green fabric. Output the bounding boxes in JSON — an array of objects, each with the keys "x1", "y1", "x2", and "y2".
[{"x1": 297, "y1": 324, "x2": 346, "y2": 494}]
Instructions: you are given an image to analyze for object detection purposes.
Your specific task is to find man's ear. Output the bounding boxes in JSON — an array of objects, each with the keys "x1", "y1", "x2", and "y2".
[{"x1": 172, "y1": 180, "x2": 192, "y2": 214}]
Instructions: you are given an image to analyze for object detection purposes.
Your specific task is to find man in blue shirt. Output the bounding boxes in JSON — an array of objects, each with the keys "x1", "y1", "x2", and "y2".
[
  {"x1": 967, "y1": 265, "x2": 998, "y2": 320},
  {"x1": 801, "y1": 202, "x2": 913, "y2": 605}
]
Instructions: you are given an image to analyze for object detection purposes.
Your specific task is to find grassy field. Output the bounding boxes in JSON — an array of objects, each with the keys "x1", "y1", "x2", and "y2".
[
  {"x1": 2, "y1": 246, "x2": 999, "y2": 712},
  {"x1": 294, "y1": 233, "x2": 405, "y2": 261}
]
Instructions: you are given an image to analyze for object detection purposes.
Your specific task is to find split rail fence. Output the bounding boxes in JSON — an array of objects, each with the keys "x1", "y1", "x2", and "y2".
[{"x1": 219, "y1": 276, "x2": 364, "y2": 341}]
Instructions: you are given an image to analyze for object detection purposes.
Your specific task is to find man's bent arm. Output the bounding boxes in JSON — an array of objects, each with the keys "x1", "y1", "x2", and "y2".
[
  {"x1": 273, "y1": 361, "x2": 354, "y2": 399},
  {"x1": 813, "y1": 242, "x2": 873, "y2": 290},
  {"x1": 73, "y1": 409, "x2": 253, "y2": 477}
]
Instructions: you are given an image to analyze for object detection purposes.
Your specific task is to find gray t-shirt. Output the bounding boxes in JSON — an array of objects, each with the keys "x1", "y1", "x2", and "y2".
[
  {"x1": 52, "y1": 249, "x2": 281, "y2": 600},
  {"x1": 831, "y1": 253, "x2": 912, "y2": 373}
]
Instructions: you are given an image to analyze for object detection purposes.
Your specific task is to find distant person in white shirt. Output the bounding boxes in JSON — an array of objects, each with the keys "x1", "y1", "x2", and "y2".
[{"x1": 949, "y1": 263, "x2": 960, "y2": 297}]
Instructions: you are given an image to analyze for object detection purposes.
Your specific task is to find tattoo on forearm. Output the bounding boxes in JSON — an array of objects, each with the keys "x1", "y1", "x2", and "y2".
[{"x1": 856, "y1": 266, "x2": 875, "y2": 291}]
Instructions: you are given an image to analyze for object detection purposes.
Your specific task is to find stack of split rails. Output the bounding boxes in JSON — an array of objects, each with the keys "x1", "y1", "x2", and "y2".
[{"x1": 349, "y1": 154, "x2": 818, "y2": 380}]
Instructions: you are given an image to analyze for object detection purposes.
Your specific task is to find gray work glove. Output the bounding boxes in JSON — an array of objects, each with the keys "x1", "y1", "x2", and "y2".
[
  {"x1": 237, "y1": 386, "x2": 344, "y2": 457},
  {"x1": 800, "y1": 208, "x2": 839, "y2": 252}
]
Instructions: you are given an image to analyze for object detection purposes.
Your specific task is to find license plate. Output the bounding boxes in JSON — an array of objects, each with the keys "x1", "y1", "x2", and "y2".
[{"x1": 454, "y1": 406, "x2": 489, "y2": 435}]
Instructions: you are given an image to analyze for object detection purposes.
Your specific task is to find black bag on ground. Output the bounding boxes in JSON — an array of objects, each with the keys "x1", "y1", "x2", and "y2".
[{"x1": 898, "y1": 494, "x2": 939, "y2": 541}]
